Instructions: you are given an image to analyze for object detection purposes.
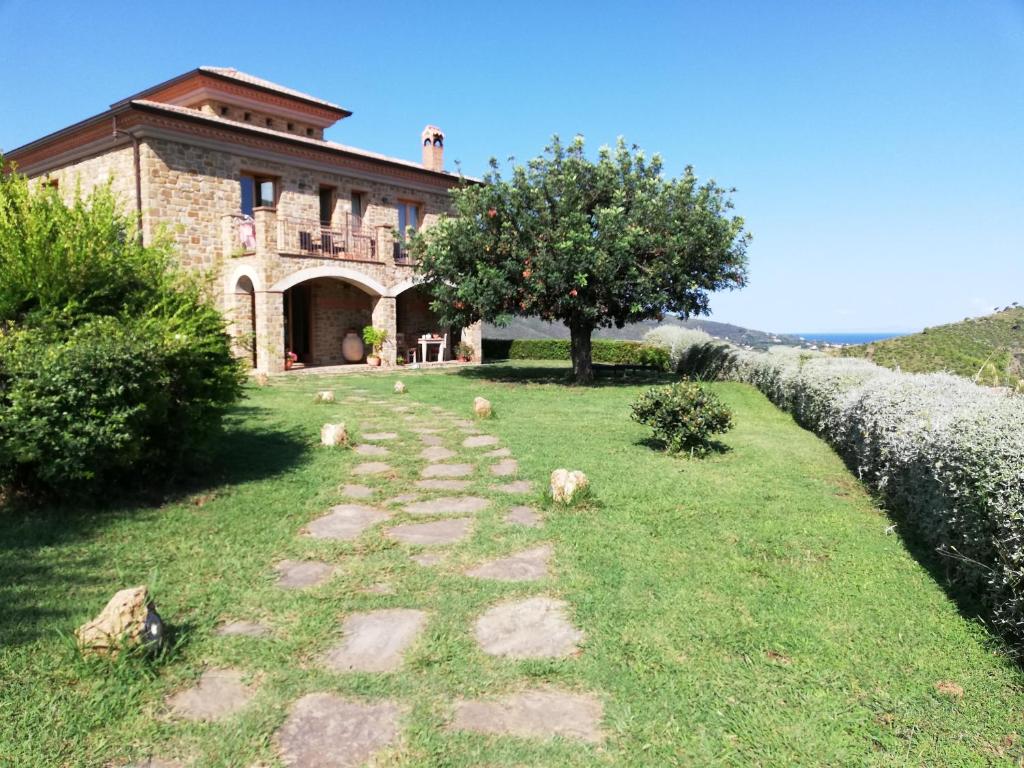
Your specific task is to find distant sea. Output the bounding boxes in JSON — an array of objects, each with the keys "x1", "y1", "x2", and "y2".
[{"x1": 793, "y1": 332, "x2": 908, "y2": 345}]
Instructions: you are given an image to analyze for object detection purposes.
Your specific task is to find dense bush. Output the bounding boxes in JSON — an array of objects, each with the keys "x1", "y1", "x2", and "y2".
[
  {"x1": 644, "y1": 326, "x2": 1024, "y2": 644},
  {"x1": 631, "y1": 381, "x2": 733, "y2": 455},
  {"x1": 0, "y1": 161, "x2": 243, "y2": 496},
  {"x1": 483, "y1": 338, "x2": 670, "y2": 370},
  {"x1": 642, "y1": 326, "x2": 713, "y2": 372}
]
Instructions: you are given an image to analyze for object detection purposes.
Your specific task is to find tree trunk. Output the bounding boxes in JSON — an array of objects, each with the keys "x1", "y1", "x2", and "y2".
[{"x1": 569, "y1": 321, "x2": 594, "y2": 385}]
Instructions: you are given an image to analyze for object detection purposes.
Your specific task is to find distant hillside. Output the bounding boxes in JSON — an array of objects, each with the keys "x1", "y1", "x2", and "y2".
[
  {"x1": 840, "y1": 307, "x2": 1024, "y2": 388},
  {"x1": 483, "y1": 316, "x2": 806, "y2": 351}
]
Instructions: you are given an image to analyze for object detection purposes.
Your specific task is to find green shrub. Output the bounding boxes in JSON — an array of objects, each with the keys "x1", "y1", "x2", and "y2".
[
  {"x1": 631, "y1": 381, "x2": 733, "y2": 455},
  {"x1": 483, "y1": 338, "x2": 670, "y2": 370},
  {"x1": 0, "y1": 159, "x2": 243, "y2": 496}
]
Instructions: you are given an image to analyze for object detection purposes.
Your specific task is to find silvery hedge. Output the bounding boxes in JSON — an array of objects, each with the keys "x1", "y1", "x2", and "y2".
[{"x1": 649, "y1": 331, "x2": 1024, "y2": 643}]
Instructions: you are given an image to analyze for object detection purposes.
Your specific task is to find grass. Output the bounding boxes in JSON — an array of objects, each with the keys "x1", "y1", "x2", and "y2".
[
  {"x1": 2, "y1": 361, "x2": 1024, "y2": 766},
  {"x1": 840, "y1": 306, "x2": 1024, "y2": 387}
]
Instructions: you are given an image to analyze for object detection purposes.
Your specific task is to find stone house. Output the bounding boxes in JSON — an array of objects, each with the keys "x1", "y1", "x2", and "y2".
[{"x1": 4, "y1": 67, "x2": 480, "y2": 373}]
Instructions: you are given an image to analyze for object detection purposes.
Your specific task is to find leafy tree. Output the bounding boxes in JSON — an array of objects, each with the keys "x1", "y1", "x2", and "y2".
[{"x1": 410, "y1": 136, "x2": 750, "y2": 383}]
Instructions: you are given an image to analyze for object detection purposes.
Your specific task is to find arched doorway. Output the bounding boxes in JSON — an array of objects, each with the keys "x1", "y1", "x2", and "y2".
[
  {"x1": 285, "y1": 277, "x2": 375, "y2": 366},
  {"x1": 233, "y1": 275, "x2": 256, "y2": 368}
]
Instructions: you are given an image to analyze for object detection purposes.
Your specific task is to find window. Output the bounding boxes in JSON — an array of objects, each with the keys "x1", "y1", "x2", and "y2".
[
  {"x1": 220, "y1": 106, "x2": 230, "y2": 117},
  {"x1": 350, "y1": 191, "x2": 364, "y2": 226},
  {"x1": 240, "y1": 174, "x2": 276, "y2": 216},
  {"x1": 287, "y1": 122, "x2": 294, "y2": 131},
  {"x1": 265, "y1": 118, "x2": 274, "y2": 128},
  {"x1": 243, "y1": 112, "x2": 252, "y2": 122},
  {"x1": 319, "y1": 186, "x2": 335, "y2": 225},
  {"x1": 306, "y1": 127, "x2": 314, "y2": 137},
  {"x1": 396, "y1": 201, "x2": 420, "y2": 240}
]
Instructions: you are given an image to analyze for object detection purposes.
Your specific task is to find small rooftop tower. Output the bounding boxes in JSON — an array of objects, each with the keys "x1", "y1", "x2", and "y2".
[{"x1": 421, "y1": 125, "x2": 444, "y2": 172}]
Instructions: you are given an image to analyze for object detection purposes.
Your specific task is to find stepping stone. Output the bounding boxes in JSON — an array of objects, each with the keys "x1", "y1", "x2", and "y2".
[
  {"x1": 353, "y1": 389, "x2": 370, "y2": 393},
  {"x1": 411, "y1": 553, "x2": 445, "y2": 566},
  {"x1": 474, "y1": 596, "x2": 583, "y2": 658},
  {"x1": 450, "y1": 689, "x2": 603, "y2": 743},
  {"x1": 485, "y1": 447, "x2": 512, "y2": 458},
  {"x1": 304, "y1": 505, "x2": 390, "y2": 541},
  {"x1": 385, "y1": 493, "x2": 420, "y2": 505},
  {"x1": 421, "y1": 463, "x2": 474, "y2": 479},
  {"x1": 494, "y1": 480, "x2": 534, "y2": 494},
  {"x1": 403, "y1": 415, "x2": 417, "y2": 421},
  {"x1": 505, "y1": 506, "x2": 542, "y2": 528},
  {"x1": 167, "y1": 668, "x2": 254, "y2": 721},
  {"x1": 412, "y1": 427, "x2": 440, "y2": 434},
  {"x1": 463, "y1": 435, "x2": 500, "y2": 448},
  {"x1": 419, "y1": 434, "x2": 445, "y2": 446},
  {"x1": 359, "y1": 582, "x2": 395, "y2": 595},
  {"x1": 415, "y1": 479, "x2": 471, "y2": 491},
  {"x1": 322, "y1": 609, "x2": 428, "y2": 673},
  {"x1": 420, "y1": 446, "x2": 456, "y2": 462},
  {"x1": 490, "y1": 459, "x2": 518, "y2": 477},
  {"x1": 276, "y1": 560, "x2": 336, "y2": 589},
  {"x1": 353, "y1": 444, "x2": 388, "y2": 456},
  {"x1": 344, "y1": 396, "x2": 367, "y2": 402},
  {"x1": 465, "y1": 545, "x2": 552, "y2": 582},
  {"x1": 278, "y1": 693, "x2": 401, "y2": 768},
  {"x1": 352, "y1": 462, "x2": 391, "y2": 476},
  {"x1": 459, "y1": 426, "x2": 482, "y2": 435},
  {"x1": 123, "y1": 760, "x2": 183, "y2": 768},
  {"x1": 362, "y1": 432, "x2": 399, "y2": 441},
  {"x1": 452, "y1": 419, "x2": 475, "y2": 428},
  {"x1": 340, "y1": 484, "x2": 375, "y2": 499},
  {"x1": 387, "y1": 518, "x2": 473, "y2": 547},
  {"x1": 404, "y1": 496, "x2": 490, "y2": 515},
  {"x1": 216, "y1": 620, "x2": 269, "y2": 638}
]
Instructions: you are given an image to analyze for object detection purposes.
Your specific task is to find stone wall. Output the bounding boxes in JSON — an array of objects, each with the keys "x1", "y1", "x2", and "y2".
[
  {"x1": 308, "y1": 279, "x2": 373, "y2": 366},
  {"x1": 39, "y1": 145, "x2": 136, "y2": 211}
]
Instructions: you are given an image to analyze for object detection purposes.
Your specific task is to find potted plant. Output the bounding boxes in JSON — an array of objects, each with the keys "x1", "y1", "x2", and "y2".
[
  {"x1": 362, "y1": 326, "x2": 388, "y2": 367},
  {"x1": 285, "y1": 350, "x2": 298, "y2": 370},
  {"x1": 456, "y1": 341, "x2": 474, "y2": 362}
]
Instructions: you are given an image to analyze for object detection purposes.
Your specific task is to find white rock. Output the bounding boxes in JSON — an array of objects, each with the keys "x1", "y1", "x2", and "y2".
[
  {"x1": 394, "y1": 381, "x2": 407, "y2": 394},
  {"x1": 474, "y1": 396, "x2": 492, "y2": 418},
  {"x1": 320, "y1": 423, "x2": 348, "y2": 447},
  {"x1": 550, "y1": 468, "x2": 589, "y2": 504},
  {"x1": 314, "y1": 390, "x2": 335, "y2": 403}
]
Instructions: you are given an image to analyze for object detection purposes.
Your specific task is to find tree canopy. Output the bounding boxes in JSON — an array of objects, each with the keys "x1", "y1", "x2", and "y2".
[{"x1": 410, "y1": 136, "x2": 750, "y2": 383}]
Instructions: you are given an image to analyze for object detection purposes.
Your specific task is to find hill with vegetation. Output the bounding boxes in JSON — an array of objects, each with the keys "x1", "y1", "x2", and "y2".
[
  {"x1": 483, "y1": 315, "x2": 806, "y2": 350},
  {"x1": 840, "y1": 306, "x2": 1024, "y2": 387}
]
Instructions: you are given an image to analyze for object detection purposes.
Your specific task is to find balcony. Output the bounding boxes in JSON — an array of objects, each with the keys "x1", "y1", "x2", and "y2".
[
  {"x1": 393, "y1": 241, "x2": 416, "y2": 266},
  {"x1": 278, "y1": 214, "x2": 377, "y2": 262}
]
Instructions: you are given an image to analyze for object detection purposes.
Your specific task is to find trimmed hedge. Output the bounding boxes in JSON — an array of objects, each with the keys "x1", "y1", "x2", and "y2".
[
  {"x1": 483, "y1": 338, "x2": 670, "y2": 370},
  {"x1": 647, "y1": 332, "x2": 1024, "y2": 646}
]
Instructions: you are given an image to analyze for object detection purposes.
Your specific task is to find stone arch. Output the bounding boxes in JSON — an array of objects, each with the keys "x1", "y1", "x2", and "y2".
[
  {"x1": 270, "y1": 266, "x2": 387, "y2": 297},
  {"x1": 388, "y1": 277, "x2": 426, "y2": 298},
  {"x1": 232, "y1": 274, "x2": 257, "y2": 368}
]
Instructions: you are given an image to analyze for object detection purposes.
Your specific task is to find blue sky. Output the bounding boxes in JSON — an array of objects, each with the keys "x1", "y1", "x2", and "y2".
[{"x1": 1, "y1": 0, "x2": 1022, "y2": 333}]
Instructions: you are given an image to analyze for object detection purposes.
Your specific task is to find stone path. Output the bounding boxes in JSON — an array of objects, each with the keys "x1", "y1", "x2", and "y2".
[
  {"x1": 304, "y1": 504, "x2": 390, "y2": 541},
  {"x1": 277, "y1": 694, "x2": 402, "y2": 768},
  {"x1": 474, "y1": 597, "x2": 583, "y2": 658},
  {"x1": 276, "y1": 560, "x2": 335, "y2": 589},
  {"x1": 387, "y1": 517, "x2": 473, "y2": 546},
  {"x1": 155, "y1": 390, "x2": 603, "y2": 766},
  {"x1": 451, "y1": 689, "x2": 603, "y2": 743},
  {"x1": 466, "y1": 545, "x2": 551, "y2": 582},
  {"x1": 322, "y1": 609, "x2": 428, "y2": 673},
  {"x1": 167, "y1": 669, "x2": 254, "y2": 722}
]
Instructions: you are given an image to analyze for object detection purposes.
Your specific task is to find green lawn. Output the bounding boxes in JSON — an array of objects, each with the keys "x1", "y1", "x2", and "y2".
[{"x1": 2, "y1": 362, "x2": 1023, "y2": 766}]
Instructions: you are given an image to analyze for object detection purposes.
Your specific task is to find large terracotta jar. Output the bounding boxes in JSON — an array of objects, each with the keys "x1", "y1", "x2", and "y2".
[{"x1": 342, "y1": 331, "x2": 364, "y2": 363}]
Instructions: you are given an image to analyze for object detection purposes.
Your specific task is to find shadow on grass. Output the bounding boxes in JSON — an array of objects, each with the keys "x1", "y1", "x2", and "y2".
[
  {"x1": 633, "y1": 436, "x2": 732, "y2": 457},
  {"x1": 0, "y1": 412, "x2": 307, "y2": 648},
  {"x1": 459, "y1": 361, "x2": 679, "y2": 387}
]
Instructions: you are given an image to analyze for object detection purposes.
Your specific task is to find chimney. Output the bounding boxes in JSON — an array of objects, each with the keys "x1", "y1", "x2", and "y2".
[{"x1": 421, "y1": 125, "x2": 445, "y2": 172}]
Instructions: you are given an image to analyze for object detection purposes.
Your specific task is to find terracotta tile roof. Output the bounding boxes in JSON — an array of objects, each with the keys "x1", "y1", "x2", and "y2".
[
  {"x1": 130, "y1": 99, "x2": 476, "y2": 181},
  {"x1": 198, "y1": 66, "x2": 346, "y2": 112}
]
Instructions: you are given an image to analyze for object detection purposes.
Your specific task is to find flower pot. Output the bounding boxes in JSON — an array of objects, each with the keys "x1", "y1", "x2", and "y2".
[
  {"x1": 367, "y1": 355, "x2": 381, "y2": 367},
  {"x1": 457, "y1": 356, "x2": 469, "y2": 363},
  {"x1": 284, "y1": 358, "x2": 294, "y2": 370}
]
